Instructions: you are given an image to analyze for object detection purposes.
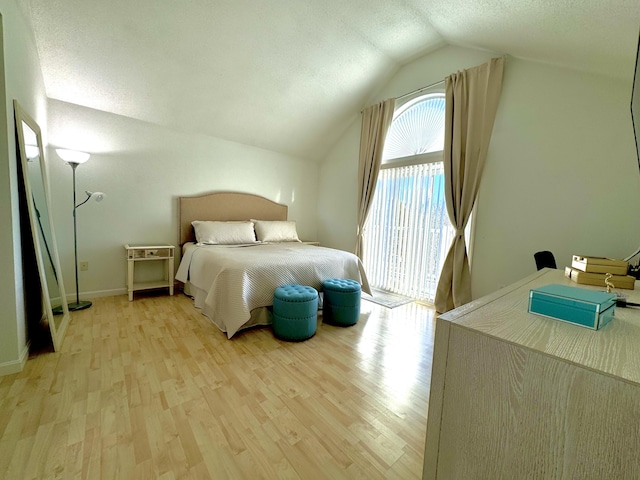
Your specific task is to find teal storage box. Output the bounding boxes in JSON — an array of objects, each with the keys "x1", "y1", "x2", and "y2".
[{"x1": 528, "y1": 284, "x2": 616, "y2": 330}]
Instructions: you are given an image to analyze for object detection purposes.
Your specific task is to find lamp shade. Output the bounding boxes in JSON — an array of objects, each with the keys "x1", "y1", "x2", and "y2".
[
  {"x1": 86, "y1": 191, "x2": 105, "y2": 202},
  {"x1": 56, "y1": 148, "x2": 90, "y2": 164},
  {"x1": 25, "y1": 145, "x2": 40, "y2": 160}
]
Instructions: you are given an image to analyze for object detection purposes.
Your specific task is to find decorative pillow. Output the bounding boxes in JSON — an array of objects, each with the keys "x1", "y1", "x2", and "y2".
[
  {"x1": 251, "y1": 219, "x2": 300, "y2": 243},
  {"x1": 191, "y1": 221, "x2": 257, "y2": 245}
]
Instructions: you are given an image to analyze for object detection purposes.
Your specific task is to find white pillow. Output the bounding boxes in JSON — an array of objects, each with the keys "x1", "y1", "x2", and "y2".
[
  {"x1": 251, "y1": 219, "x2": 300, "y2": 243},
  {"x1": 191, "y1": 221, "x2": 257, "y2": 245}
]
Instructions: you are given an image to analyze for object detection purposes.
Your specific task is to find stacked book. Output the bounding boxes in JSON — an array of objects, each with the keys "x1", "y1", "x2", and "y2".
[{"x1": 565, "y1": 255, "x2": 635, "y2": 290}]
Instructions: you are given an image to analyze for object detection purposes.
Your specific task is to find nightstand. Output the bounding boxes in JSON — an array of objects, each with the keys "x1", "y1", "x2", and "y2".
[{"x1": 124, "y1": 244, "x2": 175, "y2": 301}]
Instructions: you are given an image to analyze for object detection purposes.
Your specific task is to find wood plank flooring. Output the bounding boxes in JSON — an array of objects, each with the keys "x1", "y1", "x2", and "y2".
[{"x1": 0, "y1": 293, "x2": 435, "y2": 479}]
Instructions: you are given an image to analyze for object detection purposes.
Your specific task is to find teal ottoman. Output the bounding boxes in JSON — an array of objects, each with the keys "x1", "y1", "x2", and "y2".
[
  {"x1": 322, "y1": 278, "x2": 361, "y2": 327},
  {"x1": 273, "y1": 284, "x2": 318, "y2": 341}
]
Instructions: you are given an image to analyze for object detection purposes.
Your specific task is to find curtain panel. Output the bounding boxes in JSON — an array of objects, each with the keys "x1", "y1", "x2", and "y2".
[
  {"x1": 434, "y1": 57, "x2": 505, "y2": 313},
  {"x1": 355, "y1": 98, "x2": 395, "y2": 259}
]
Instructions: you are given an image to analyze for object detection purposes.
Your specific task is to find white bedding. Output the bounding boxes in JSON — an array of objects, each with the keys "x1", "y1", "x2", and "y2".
[{"x1": 175, "y1": 242, "x2": 371, "y2": 338}]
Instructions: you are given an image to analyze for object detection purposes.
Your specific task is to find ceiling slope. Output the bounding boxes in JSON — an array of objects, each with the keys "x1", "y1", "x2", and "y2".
[{"x1": 25, "y1": 0, "x2": 640, "y2": 161}]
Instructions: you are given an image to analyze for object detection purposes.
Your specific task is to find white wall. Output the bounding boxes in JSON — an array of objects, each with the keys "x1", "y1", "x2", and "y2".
[
  {"x1": 46, "y1": 100, "x2": 319, "y2": 298},
  {"x1": 0, "y1": 0, "x2": 48, "y2": 374},
  {"x1": 318, "y1": 45, "x2": 640, "y2": 300},
  {"x1": 473, "y1": 57, "x2": 639, "y2": 297}
]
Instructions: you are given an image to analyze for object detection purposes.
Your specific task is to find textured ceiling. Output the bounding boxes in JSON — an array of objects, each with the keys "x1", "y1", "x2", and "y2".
[{"x1": 25, "y1": 0, "x2": 640, "y2": 161}]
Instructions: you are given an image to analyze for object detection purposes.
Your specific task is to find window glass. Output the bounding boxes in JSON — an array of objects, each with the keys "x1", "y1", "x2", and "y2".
[
  {"x1": 363, "y1": 90, "x2": 459, "y2": 304},
  {"x1": 382, "y1": 94, "x2": 446, "y2": 163}
]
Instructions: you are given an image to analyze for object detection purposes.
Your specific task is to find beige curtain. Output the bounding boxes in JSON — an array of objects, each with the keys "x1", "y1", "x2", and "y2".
[
  {"x1": 355, "y1": 98, "x2": 395, "y2": 258},
  {"x1": 434, "y1": 57, "x2": 505, "y2": 313}
]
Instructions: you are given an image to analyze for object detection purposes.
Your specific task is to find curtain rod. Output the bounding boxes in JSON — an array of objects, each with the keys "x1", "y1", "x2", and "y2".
[
  {"x1": 360, "y1": 79, "x2": 445, "y2": 114},
  {"x1": 395, "y1": 79, "x2": 445, "y2": 101},
  {"x1": 392, "y1": 53, "x2": 507, "y2": 101},
  {"x1": 363, "y1": 55, "x2": 507, "y2": 112}
]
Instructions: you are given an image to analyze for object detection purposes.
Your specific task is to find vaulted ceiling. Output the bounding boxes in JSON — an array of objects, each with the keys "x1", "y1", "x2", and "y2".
[{"x1": 24, "y1": 0, "x2": 640, "y2": 161}]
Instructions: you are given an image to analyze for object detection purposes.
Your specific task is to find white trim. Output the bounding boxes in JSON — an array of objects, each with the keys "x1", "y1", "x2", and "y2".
[
  {"x1": 467, "y1": 205, "x2": 477, "y2": 273},
  {"x1": 0, "y1": 341, "x2": 30, "y2": 377},
  {"x1": 65, "y1": 287, "x2": 128, "y2": 301},
  {"x1": 381, "y1": 150, "x2": 443, "y2": 169},
  {"x1": 65, "y1": 285, "x2": 180, "y2": 302}
]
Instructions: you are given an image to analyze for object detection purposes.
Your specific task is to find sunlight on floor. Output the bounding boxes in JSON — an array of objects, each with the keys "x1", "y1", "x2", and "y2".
[{"x1": 357, "y1": 300, "x2": 436, "y2": 410}]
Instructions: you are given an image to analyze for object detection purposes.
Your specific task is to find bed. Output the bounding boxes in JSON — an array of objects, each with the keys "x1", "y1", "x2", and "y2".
[{"x1": 175, "y1": 191, "x2": 371, "y2": 338}]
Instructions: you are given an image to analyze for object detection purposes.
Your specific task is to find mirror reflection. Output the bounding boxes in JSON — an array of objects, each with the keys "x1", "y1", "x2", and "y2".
[
  {"x1": 23, "y1": 122, "x2": 64, "y2": 315},
  {"x1": 14, "y1": 101, "x2": 70, "y2": 351}
]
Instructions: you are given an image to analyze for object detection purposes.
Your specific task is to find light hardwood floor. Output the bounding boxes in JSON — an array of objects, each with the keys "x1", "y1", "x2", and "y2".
[{"x1": 0, "y1": 293, "x2": 435, "y2": 479}]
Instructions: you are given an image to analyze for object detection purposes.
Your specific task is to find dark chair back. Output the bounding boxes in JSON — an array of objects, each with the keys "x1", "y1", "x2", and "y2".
[{"x1": 534, "y1": 251, "x2": 557, "y2": 270}]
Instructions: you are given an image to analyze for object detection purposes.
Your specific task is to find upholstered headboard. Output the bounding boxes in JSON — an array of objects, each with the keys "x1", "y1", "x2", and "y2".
[{"x1": 178, "y1": 191, "x2": 288, "y2": 246}]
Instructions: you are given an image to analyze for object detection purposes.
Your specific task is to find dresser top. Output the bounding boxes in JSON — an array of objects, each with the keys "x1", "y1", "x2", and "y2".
[{"x1": 439, "y1": 269, "x2": 640, "y2": 385}]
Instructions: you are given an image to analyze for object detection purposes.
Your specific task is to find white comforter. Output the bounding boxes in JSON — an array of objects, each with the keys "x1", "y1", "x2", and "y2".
[{"x1": 175, "y1": 242, "x2": 371, "y2": 338}]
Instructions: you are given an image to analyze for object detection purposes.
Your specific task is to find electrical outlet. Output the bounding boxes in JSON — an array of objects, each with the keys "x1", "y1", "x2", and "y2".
[{"x1": 80, "y1": 261, "x2": 89, "y2": 271}]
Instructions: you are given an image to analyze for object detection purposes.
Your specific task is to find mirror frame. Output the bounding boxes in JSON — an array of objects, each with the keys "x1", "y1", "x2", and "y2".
[{"x1": 14, "y1": 100, "x2": 70, "y2": 351}]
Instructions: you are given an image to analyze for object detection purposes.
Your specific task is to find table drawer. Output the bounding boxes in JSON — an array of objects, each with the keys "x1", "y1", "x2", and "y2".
[{"x1": 128, "y1": 248, "x2": 173, "y2": 259}]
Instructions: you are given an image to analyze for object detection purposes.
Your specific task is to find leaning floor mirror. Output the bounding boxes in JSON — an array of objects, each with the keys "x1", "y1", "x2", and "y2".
[{"x1": 14, "y1": 100, "x2": 70, "y2": 351}]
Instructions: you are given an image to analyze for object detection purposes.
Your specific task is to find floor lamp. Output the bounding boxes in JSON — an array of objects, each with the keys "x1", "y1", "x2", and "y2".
[{"x1": 56, "y1": 149, "x2": 104, "y2": 311}]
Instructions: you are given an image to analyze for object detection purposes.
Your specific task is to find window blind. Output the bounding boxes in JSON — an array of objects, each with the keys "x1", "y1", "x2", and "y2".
[{"x1": 363, "y1": 162, "x2": 455, "y2": 304}]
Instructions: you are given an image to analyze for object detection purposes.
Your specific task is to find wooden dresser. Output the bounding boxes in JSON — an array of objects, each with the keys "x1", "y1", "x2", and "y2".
[{"x1": 423, "y1": 268, "x2": 640, "y2": 479}]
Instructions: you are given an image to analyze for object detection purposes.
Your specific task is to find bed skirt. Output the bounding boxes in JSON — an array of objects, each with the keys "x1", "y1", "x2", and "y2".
[{"x1": 183, "y1": 280, "x2": 273, "y2": 334}]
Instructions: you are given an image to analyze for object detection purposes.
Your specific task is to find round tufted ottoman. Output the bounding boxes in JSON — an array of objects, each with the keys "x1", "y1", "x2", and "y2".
[
  {"x1": 272, "y1": 284, "x2": 318, "y2": 341},
  {"x1": 322, "y1": 278, "x2": 362, "y2": 326}
]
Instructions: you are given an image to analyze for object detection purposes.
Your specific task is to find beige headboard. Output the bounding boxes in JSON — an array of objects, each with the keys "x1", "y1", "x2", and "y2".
[{"x1": 179, "y1": 191, "x2": 288, "y2": 245}]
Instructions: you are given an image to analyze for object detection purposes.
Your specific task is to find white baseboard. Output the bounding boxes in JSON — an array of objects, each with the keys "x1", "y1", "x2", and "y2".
[
  {"x1": 65, "y1": 288, "x2": 127, "y2": 301},
  {"x1": 66, "y1": 284, "x2": 180, "y2": 301},
  {"x1": 0, "y1": 341, "x2": 29, "y2": 377}
]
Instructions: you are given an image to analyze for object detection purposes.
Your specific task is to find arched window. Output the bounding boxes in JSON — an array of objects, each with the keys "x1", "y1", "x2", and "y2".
[
  {"x1": 363, "y1": 91, "x2": 456, "y2": 304},
  {"x1": 382, "y1": 93, "x2": 446, "y2": 163}
]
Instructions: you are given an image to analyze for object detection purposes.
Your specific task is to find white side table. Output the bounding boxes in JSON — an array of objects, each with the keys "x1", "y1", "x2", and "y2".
[{"x1": 124, "y1": 244, "x2": 175, "y2": 301}]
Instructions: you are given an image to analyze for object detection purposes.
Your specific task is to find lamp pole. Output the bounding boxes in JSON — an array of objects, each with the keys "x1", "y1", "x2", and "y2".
[
  {"x1": 72, "y1": 162, "x2": 80, "y2": 306},
  {"x1": 69, "y1": 162, "x2": 92, "y2": 311}
]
